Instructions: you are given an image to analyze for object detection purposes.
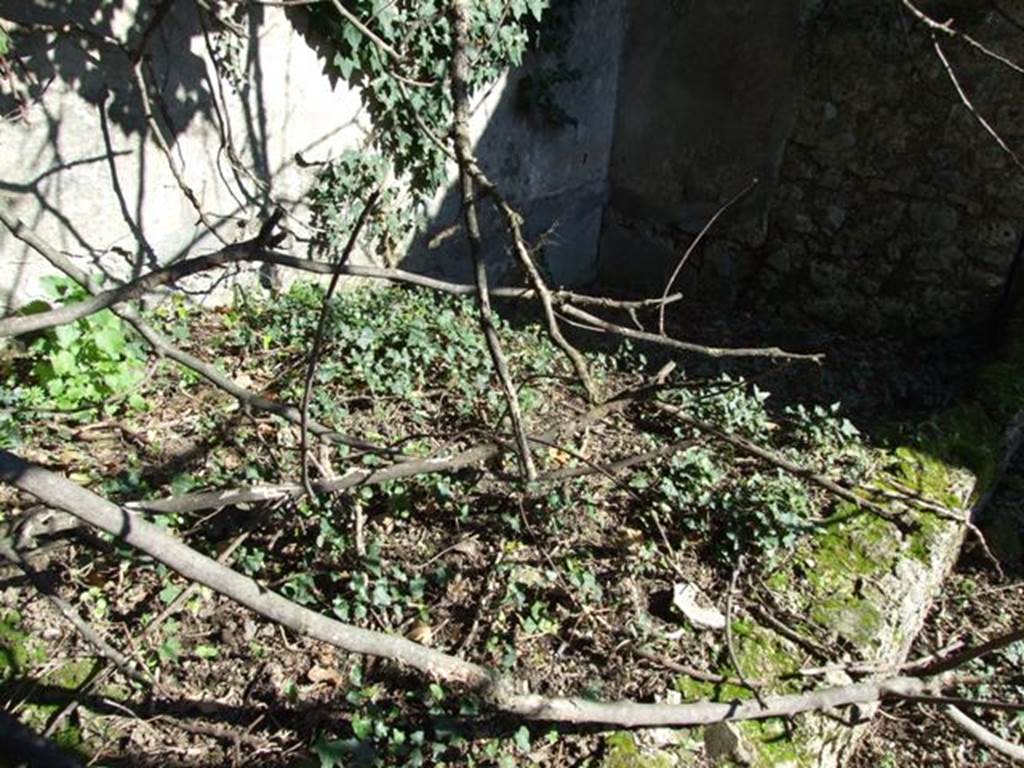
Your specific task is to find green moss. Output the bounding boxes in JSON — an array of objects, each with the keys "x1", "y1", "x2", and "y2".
[
  {"x1": 602, "y1": 732, "x2": 687, "y2": 768},
  {"x1": 905, "y1": 507, "x2": 951, "y2": 564},
  {"x1": 674, "y1": 675, "x2": 716, "y2": 702},
  {"x1": 44, "y1": 657, "x2": 98, "y2": 690},
  {"x1": 738, "y1": 719, "x2": 810, "y2": 768},
  {"x1": 889, "y1": 446, "x2": 964, "y2": 505},
  {"x1": 731, "y1": 621, "x2": 801, "y2": 692},
  {"x1": 0, "y1": 611, "x2": 45, "y2": 677}
]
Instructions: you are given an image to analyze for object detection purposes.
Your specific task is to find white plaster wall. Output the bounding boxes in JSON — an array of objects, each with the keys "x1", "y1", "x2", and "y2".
[{"x1": 0, "y1": 0, "x2": 628, "y2": 314}]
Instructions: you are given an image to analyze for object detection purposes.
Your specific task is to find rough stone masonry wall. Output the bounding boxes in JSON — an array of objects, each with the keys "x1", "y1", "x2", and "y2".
[{"x1": 754, "y1": 0, "x2": 1024, "y2": 340}]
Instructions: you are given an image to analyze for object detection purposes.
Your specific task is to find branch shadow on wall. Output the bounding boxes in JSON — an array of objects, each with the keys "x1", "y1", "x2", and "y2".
[{"x1": 0, "y1": 0, "x2": 276, "y2": 300}]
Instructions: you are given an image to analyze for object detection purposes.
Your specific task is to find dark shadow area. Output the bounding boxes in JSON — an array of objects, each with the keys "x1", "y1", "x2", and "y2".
[{"x1": 2, "y1": 1, "x2": 213, "y2": 136}]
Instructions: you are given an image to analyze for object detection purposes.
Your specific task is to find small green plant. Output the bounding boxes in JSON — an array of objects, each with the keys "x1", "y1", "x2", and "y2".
[
  {"x1": 784, "y1": 402, "x2": 860, "y2": 448},
  {"x1": 309, "y1": 150, "x2": 411, "y2": 265},
  {"x1": 717, "y1": 470, "x2": 815, "y2": 561},
  {"x1": 9, "y1": 277, "x2": 147, "y2": 412}
]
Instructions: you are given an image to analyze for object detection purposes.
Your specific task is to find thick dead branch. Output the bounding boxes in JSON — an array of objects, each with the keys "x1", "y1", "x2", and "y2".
[
  {"x1": 0, "y1": 710, "x2": 80, "y2": 768},
  {"x1": 0, "y1": 212, "x2": 286, "y2": 337},
  {"x1": 3, "y1": 450, "x2": 1016, "y2": 731},
  {"x1": 0, "y1": 449, "x2": 494, "y2": 689},
  {"x1": 449, "y1": 0, "x2": 536, "y2": 481},
  {"x1": 919, "y1": 627, "x2": 1024, "y2": 677},
  {"x1": 944, "y1": 705, "x2": 1024, "y2": 763},
  {"x1": 0, "y1": 208, "x2": 380, "y2": 453},
  {"x1": 0, "y1": 243, "x2": 679, "y2": 337}
]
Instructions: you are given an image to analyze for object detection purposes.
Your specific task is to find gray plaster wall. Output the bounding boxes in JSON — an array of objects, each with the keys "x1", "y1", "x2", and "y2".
[
  {"x1": 599, "y1": 0, "x2": 807, "y2": 300},
  {"x1": 0, "y1": 0, "x2": 627, "y2": 313}
]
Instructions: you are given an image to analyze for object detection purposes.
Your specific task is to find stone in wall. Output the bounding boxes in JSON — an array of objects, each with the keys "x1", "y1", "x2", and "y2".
[{"x1": 754, "y1": 0, "x2": 1024, "y2": 340}]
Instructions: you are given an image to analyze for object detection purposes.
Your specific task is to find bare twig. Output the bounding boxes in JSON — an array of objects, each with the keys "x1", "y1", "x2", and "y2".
[
  {"x1": 658, "y1": 178, "x2": 758, "y2": 336},
  {"x1": 918, "y1": 626, "x2": 1024, "y2": 676},
  {"x1": 725, "y1": 555, "x2": 766, "y2": 707},
  {"x1": 0, "y1": 538, "x2": 152, "y2": 686},
  {"x1": 560, "y1": 303, "x2": 823, "y2": 363},
  {"x1": 0, "y1": 208, "x2": 381, "y2": 453},
  {"x1": 901, "y1": 0, "x2": 1024, "y2": 76},
  {"x1": 929, "y1": 35, "x2": 1024, "y2": 174},
  {"x1": 449, "y1": 0, "x2": 535, "y2": 481},
  {"x1": 299, "y1": 192, "x2": 379, "y2": 499},
  {"x1": 654, "y1": 401, "x2": 919, "y2": 530},
  {"x1": 459, "y1": 158, "x2": 597, "y2": 401}
]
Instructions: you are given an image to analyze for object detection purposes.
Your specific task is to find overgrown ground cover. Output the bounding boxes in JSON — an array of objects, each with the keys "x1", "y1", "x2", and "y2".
[{"x1": 0, "y1": 280, "x2": 1020, "y2": 766}]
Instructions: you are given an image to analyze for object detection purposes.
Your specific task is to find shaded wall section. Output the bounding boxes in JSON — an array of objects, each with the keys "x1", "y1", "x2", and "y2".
[
  {"x1": 599, "y1": 0, "x2": 807, "y2": 301},
  {"x1": 753, "y1": 0, "x2": 1024, "y2": 340}
]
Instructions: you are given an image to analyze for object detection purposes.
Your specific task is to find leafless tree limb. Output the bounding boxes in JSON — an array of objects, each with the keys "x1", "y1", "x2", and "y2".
[
  {"x1": 901, "y1": 0, "x2": 1024, "y2": 77},
  {"x1": 654, "y1": 401, "x2": 920, "y2": 531},
  {"x1": 944, "y1": 705, "x2": 1024, "y2": 763},
  {"x1": 928, "y1": 34, "x2": 1024, "y2": 174},
  {"x1": 658, "y1": 178, "x2": 758, "y2": 336},
  {"x1": 299, "y1": 192, "x2": 379, "y2": 499},
  {"x1": 449, "y1": 0, "x2": 536, "y2": 481},
  {"x1": 561, "y1": 303, "x2": 823, "y2": 362},
  {"x1": 0, "y1": 537, "x2": 153, "y2": 686},
  {"x1": 0, "y1": 207, "x2": 381, "y2": 453},
  {"x1": 1, "y1": 448, "x2": 1014, "y2": 732},
  {"x1": 919, "y1": 627, "x2": 1024, "y2": 677},
  {"x1": 458, "y1": 155, "x2": 597, "y2": 401}
]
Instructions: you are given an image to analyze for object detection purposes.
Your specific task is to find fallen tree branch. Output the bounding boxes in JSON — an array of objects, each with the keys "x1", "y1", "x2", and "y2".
[
  {"x1": 560, "y1": 303, "x2": 823, "y2": 363},
  {"x1": 2, "y1": 450, "x2": 1016, "y2": 731},
  {"x1": 654, "y1": 401, "x2": 918, "y2": 530},
  {"x1": 449, "y1": 0, "x2": 535, "y2": 481},
  {"x1": 299, "y1": 192, "x2": 379, "y2": 498},
  {"x1": 929, "y1": 35, "x2": 1024, "y2": 174},
  {"x1": 901, "y1": 0, "x2": 1024, "y2": 77},
  {"x1": 0, "y1": 211, "x2": 286, "y2": 338},
  {"x1": 0, "y1": 449, "x2": 493, "y2": 689},
  {"x1": 127, "y1": 371, "x2": 673, "y2": 515},
  {"x1": 0, "y1": 240, "x2": 681, "y2": 337},
  {"x1": 944, "y1": 705, "x2": 1024, "y2": 763},
  {"x1": 458, "y1": 153, "x2": 596, "y2": 400},
  {"x1": 918, "y1": 626, "x2": 1024, "y2": 677}
]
